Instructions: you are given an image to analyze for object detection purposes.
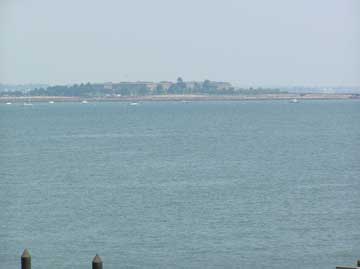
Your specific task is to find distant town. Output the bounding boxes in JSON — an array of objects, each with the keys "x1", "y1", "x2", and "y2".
[
  {"x1": 0, "y1": 78, "x2": 286, "y2": 97},
  {"x1": 0, "y1": 78, "x2": 359, "y2": 102}
]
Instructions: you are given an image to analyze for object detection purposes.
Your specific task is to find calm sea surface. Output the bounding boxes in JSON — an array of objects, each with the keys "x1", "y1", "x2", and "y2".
[{"x1": 1, "y1": 100, "x2": 359, "y2": 269}]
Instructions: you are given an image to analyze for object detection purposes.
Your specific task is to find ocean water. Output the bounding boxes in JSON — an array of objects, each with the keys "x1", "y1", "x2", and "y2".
[{"x1": 0, "y1": 100, "x2": 359, "y2": 269}]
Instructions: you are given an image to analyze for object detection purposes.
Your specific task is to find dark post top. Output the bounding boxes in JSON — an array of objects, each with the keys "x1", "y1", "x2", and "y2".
[
  {"x1": 92, "y1": 254, "x2": 103, "y2": 269},
  {"x1": 21, "y1": 249, "x2": 31, "y2": 258},
  {"x1": 21, "y1": 249, "x2": 31, "y2": 269}
]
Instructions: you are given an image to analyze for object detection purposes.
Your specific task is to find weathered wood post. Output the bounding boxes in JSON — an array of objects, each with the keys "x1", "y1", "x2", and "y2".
[
  {"x1": 92, "y1": 254, "x2": 103, "y2": 269},
  {"x1": 21, "y1": 249, "x2": 31, "y2": 269}
]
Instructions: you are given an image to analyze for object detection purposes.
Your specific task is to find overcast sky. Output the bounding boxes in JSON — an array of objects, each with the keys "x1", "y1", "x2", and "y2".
[{"x1": 0, "y1": 0, "x2": 359, "y2": 86}]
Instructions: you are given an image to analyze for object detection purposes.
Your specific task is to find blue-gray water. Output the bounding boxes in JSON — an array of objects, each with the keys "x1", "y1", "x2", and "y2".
[{"x1": 1, "y1": 100, "x2": 359, "y2": 269}]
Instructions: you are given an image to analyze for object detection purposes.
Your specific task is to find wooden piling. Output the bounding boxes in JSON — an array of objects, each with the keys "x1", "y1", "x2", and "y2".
[
  {"x1": 21, "y1": 249, "x2": 31, "y2": 269},
  {"x1": 92, "y1": 254, "x2": 103, "y2": 269}
]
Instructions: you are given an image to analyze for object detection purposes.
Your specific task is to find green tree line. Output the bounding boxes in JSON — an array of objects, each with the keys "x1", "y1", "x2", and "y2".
[{"x1": 0, "y1": 78, "x2": 285, "y2": 97}]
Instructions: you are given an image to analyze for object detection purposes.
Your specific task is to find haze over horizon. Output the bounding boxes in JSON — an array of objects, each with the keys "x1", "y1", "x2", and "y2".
[{"x1": 0, "y1": 0, "x2": 359, "y2": 87}]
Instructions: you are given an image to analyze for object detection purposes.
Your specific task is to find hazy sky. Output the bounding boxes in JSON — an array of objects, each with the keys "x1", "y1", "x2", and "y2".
[{"x1": 0, "y1": 0, "x2": 359, "y2": 86}]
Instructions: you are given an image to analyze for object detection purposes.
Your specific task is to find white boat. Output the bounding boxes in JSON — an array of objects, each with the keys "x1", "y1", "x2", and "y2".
[
  {"x1": 290, "y1": 98, "x2": 299, "y2": 103},
  {"x1": 81, "y1": 100, "x2": 88, "y2": 104},
  {"x1": 49, "y1": 101, "x2": 55, "y2": 104},
  {"x1": 5, "y1": 102, "x2": 12, "y2": 105},
  {"x1": 129, "y1": 102, "x2": 139, "y2": 106}
]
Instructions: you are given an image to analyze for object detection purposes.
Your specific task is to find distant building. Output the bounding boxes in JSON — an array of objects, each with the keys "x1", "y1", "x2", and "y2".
[
  {"x1": 185, "y1": 81, "x2": 232, "y2": 90},
  {"x1": 208, "y1": 81, "x2": 232, "y2": 90},
  {"x1": 97, "y1": 80, "x2": 232, "y2": 93},
  {"x1": 185, "y1": 81, "x2": 200, "y2": 89},
  {"x1": 158, "y1": 81, "x2": 173, "y2": 90},
  {"x1": 103, "y1": 82, "x2": 113, "y2": 90}
]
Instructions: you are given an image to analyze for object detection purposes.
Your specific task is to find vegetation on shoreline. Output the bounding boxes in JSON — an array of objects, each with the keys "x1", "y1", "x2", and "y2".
[{"x1": 0, "y1": 77, "x2": 286, "y2": 97}]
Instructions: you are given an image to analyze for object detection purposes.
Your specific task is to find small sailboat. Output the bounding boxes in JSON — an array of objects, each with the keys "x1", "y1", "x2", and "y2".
[
  {"x1": 290, "y1": 98, "x2": 299, "y2": 103},
  {"x1": 49, "y1": 101, "x2": 55, "y2": 104},
  {"x1": 81, "y1": 100, "x2": 88, "y2": 104},
  {"x1": 5, "y1": 102, "x2": 12, "y2": 105},
  {"x1": 129, "y1": 102, "x2": 139, "y2": 106}
]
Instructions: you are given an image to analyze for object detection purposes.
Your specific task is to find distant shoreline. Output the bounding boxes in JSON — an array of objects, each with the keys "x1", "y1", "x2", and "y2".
[{"x1": 0, "y1": 93, "x2": 359, "y2": 103}]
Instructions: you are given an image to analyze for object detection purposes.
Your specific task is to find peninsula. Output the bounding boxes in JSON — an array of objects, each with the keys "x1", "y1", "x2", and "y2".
[{"x1": 1, "y1": 78, "x2": 359, "y2": 102}]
